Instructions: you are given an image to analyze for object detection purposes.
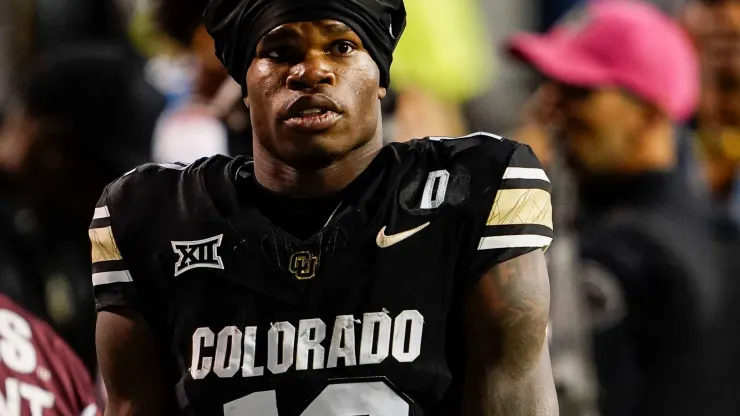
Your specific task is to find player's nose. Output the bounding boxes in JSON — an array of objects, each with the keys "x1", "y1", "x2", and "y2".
[{"x1": 286, "y1": 52, "x2": 337, "y2": 91}]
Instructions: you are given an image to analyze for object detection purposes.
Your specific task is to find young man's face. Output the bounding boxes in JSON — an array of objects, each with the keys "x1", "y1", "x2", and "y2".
[{"x1": 245, "y1": 20, "x2": 386, "y2": 168}]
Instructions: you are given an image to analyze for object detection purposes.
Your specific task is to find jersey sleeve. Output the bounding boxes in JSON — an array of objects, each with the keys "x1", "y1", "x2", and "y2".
[
  {"x1": 88, "y1": 184, "x2": 138, "y2": 312},
  {"x1": 466, "y1": 142, "x2": 553, "y2": 280}
]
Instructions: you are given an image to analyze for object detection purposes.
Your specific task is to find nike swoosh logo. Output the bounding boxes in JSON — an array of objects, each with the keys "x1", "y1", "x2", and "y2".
[{"x1": 376, "y1": 222, "x2": 431, "y2": 248}]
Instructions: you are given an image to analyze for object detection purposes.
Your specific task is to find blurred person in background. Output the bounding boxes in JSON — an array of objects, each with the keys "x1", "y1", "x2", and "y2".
[
  {"x1": 153, "y1": 0, "x2": 228, "y2": 104},
  {"x1": 508, "y1": 1, "x2": 736, "y2": 415},
  {"x1": 0, "y1": 44, "x2": 163, "y2": 373},
  {"x1": 0, "y1": 0, "x2": 33, "y2": 112},
  {"x1": 0, "y1": 293, "x2": 100, "y2": 415},
  {"x1": 34, "y1": 0, "x2": 127, "y2": 50},
  {"x1": 680, "y1": 0, "x2": 740, "y2": 223},
  {"x1": 389, "y1": 0, "x2": 494, "y2": 142},
  {"x1": 138, "y1": 0, "x2": 250, "y2": 162}
]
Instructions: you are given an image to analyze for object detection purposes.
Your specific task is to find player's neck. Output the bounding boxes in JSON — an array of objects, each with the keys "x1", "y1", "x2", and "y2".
[{"x1": 252, "y1": 138, "x2": 383, "y2": 198}]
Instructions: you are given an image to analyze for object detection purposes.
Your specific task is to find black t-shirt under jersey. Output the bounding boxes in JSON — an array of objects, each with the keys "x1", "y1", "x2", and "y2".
[{"x1": 232, "y1": 162, "x2": 343, "y2": 242}]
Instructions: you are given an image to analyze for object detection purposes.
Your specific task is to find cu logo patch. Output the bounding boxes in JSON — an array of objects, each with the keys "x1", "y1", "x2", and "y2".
[{"x1": 289, "y1": 251, "x2": 319, "y2": 280}]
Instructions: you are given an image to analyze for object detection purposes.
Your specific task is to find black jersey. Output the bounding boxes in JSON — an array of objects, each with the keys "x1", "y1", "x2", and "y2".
[{"x1": 88, "y1": 133, "x2": 553, "y2": 415}]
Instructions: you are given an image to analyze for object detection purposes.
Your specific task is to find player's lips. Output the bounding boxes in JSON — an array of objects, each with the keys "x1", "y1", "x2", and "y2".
[{"x1": 281, "y1": 95, "x2": 343, "y2": 132}]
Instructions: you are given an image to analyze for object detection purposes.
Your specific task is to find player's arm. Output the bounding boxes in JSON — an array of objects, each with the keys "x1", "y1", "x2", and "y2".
[
  {"x1": 459, "y1": 140, "x2": 558, "y2": 415},
  {"x1": 462, "y1": 249, "x2": 558, "y2": 416},
  {"x1": 97, "y1": 308, "x2": 173, "y2": 415},
  {"x1": 89, "y1": 181, "x2": 174, "y2": 415}
]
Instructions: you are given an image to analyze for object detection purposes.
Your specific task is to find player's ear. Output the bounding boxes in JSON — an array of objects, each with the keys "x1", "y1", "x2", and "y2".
[{"x1": 378, "y1": 86, "x2": 387, "y2": 100}]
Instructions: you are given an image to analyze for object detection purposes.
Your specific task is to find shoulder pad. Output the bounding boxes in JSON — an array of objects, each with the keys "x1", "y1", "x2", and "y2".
[
  {"x1": 105, "y1": 156, "x2": 231, "y2": 226},
  {"x1": 113, "y1": 160, "x2": 198, "y2": 193},
  {"x1": 405, "y1": 131, "x2": 521, "y2": 180},
  {"x1": 388, "y1": 132, "x2": 521, "y2": 216},
  {"x1": 107, "y1": 156, "x2": 218, "y2": 204},
  {"x1": 426, "y1": 131, "x2": 517, "y2": 157}
]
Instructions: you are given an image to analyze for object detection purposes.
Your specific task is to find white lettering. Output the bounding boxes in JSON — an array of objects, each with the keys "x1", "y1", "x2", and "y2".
[
  {"x1": 296, "y1": 319, "x2": 326, "y2": 371},
  {"x1": 0, "y1": 310, "x2": 36, "y2": 374},
  {"x1": 19, "y1": 382, "x2": 54, "y2": 416},
  {"x1": 359, "y1": 312, "x2": 392, "y2": 365},
  {"x1": 420, "y1": 170, "x2": 450, "y2": 209},
  {"x1": 225, "y1": 381, "x2": 409, "y2": 415},
  {"x1": 80, "y1": 405, "x2": 98, "y2": 416},
  {"x1": 214, "y1": 326, "x2": 242, "y2": 378},
  {"x1": 0, "y1": 378, "x2": 20, "y2": 416},
  {"x1": 392, "y1": 310, "x2": 424, "y2": 362},
  {"x1": 190, "y1": 327, "x2": 214, "y2": 380},
  {"x1": 0, "y1": 378, "x2": 55, "y2": 416},
  {"x1": 267, "y1": 322, "x2": 295, "y2": 374},
  {"x1": 191, "y1": 310, "x2": 426, "y2": 380},
  {"x1": 241, "y1": 326, "x2": 263, "y2": 377},
  {"x1": 224, "y1": 390, "x2": 278, "y2": 416},
  {"x1": 326, "y1": 315, "x2": 357, "y2": 368}
]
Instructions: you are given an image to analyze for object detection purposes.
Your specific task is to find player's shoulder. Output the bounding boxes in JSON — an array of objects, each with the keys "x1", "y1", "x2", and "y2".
[
  {"x1": 393, "y1": 131, "x2": 540, "y2": 173},
  {"x1": 104, "y1": 156, "x2": 230, "y2": 203},
  {"x1": 374, "y1": 132, "x2": 549, "y2": 234},
  {"x1": 389, "y1": 132, "x2": 547, "y2": 196},
  {"x1": 97, "y1": 155, "x2": 233, "y2": 222},
  {"x1": 426, "y1": 131, "x2": 517, "y2": 154}
]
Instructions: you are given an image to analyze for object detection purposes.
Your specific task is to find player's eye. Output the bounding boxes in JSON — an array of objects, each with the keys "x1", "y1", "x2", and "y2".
[
  {"x1": 267, "y1": 47, "x2": 289, "y2": 60},
  {"x1": 330, "y1": 41, "x2": 356, "y2": 55},
  {"x1": 259, "y1": 42, "x2": 301, "y2": 62}
]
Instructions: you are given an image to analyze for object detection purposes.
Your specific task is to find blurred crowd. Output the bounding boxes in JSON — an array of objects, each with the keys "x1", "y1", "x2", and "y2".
[{"x1": 2, "y1": 0, "x2": 740, "y2": 414}]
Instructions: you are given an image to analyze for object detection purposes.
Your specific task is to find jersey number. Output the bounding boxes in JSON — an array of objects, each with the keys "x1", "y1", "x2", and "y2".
[
  {"x1": 0, "y1": 309, "x2": 35, "y2": 374},
  {"x1": 223, "y1": 381, "x2": 410, "y2": 415},
  {"x1": 420, "y1": 170, "x2": 449, "y2": 209}
]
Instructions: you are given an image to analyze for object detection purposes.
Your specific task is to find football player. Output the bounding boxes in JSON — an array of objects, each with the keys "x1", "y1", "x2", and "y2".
[
  {"x1": 0, "y1": 293, "x2": 99, "y2": 415},
  {"x1": 92, "y1": 0, "x2": 558, "y2": 414}
]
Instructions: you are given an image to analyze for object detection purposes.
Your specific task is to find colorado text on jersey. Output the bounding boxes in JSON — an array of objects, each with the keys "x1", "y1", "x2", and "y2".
[{"x1": 189, "y1": 310, "x2": 424, "y2": 379}]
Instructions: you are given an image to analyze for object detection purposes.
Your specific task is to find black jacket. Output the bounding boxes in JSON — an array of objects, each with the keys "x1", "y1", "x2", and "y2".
[{"x1": 577, "y1": 171, "x2": 739, "y2": 416}]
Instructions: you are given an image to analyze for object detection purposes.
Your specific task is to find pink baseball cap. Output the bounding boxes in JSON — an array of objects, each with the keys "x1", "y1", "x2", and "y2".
[{"x1": 507, "y1": 0, "x2": 699, "y2": 121}]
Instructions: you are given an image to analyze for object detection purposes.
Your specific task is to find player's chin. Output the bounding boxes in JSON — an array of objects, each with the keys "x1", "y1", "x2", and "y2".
[{"x1": 280, "y1": 131, "x2": 355, "y2": 169}]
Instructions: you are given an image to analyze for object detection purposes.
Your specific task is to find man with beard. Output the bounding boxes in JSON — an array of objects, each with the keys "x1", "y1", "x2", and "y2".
[{"x1": 508, "y1": 1, "x2": 736, "y2": 415}]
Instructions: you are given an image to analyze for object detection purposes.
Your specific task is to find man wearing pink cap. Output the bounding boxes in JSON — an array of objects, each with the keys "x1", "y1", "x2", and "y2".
[
  {"x1": 509, "y1": 1, "x2": 736, "y2": 415},
  {"x1": 509, "y1": 0, "x2": 699, "y2": 172}
]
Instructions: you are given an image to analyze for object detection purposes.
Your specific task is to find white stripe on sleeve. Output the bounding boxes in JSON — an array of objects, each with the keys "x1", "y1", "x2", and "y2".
[
  {"x1": 92, "y1": 206, "x2": 110, "y2": 220},
  {"x1": 502, "y1": 167, "x2": 550, "y2": 182},
  {"x1": 477, "y1": 235, "x2": 553, "y2": 251},
  {"x1": 92, "y1": 270, "x2": 133, "y2": 286}
]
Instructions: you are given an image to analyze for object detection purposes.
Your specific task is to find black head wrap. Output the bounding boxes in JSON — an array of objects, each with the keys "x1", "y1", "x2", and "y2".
[{"x1": 204, "y1": 0, "x2": 406, "y2": 93}]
